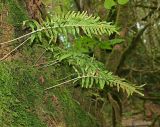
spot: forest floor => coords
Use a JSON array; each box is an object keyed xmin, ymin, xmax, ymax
[
  {"xmin": 122, "ymin": 101, "xmax": 160, "ymax": 127},
  {"xmin": 122, "ymin": 114, "xmax": 152, "ymax": 127}
]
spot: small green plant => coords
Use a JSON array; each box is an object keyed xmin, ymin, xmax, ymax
[
  {"xmin": 74, "ymin": 36, "xmax": 124, "ymax": 52},
  {"xmin": 104, "ymin": 0, "xmax": 129, "ymax": 9},
  {"xmin": 23, "ymin": 11, "xmax": 117, "ymax": 45},
  {"xmin": 1, "ymin": 11, "xmax": 143, "ymax": 96},
  {"xmin": 22, "ymin": 11, "xmax": 143, "ymax": 96},
  {"xmin": 44, "ymin": 46, "xmax": 143, "ymax": 96}
]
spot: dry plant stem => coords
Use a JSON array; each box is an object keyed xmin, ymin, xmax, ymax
[
  {"xmin": 0, "ymin": 37, "xmax": 31, "ymax": 61},
  {"xmin": 44, "ymin": 75, "xmax": 99, "ymax": 91},
  {"xmin": 34, "ymin": 50, "xmax": 46, "ymax": 65},
  {"xmin": 44, "ymin": 77, "xmax": 79, "ymax": 91},
  {"xmin": 56, "ymin": 73, "xmax": 77, "ymax": 82},
  {"xmin": 38, "ymin": 61, "xmax": 59, "ymax": 69},
  {"xmin": 0, "ymin": 28, "xmax": 45, "ymax": 45},
  {"xmin": 32, "ymin": 59, "xmax": 60, "ymax": 67}
]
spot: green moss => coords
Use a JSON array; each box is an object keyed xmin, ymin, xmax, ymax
[
  {"xmin": 0, "ymin": 61, "xmax": 99, "ymax": 127},
  {"xmin": 6, "ymin": 0, "xmax": 28, "ymax": 27},
  {"xmin": 49, "ymin": 88, "xmax": 99, "ymax": 127},
  {"xmin": 0, "ymin": 62, "xmax": 46, "ymax": 127}
]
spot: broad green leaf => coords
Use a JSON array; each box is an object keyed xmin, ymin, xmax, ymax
[
  {"xmin": 74, "ymin": 36, "xmax": 97, "ymax": 53},
  {"xmin": 99, "ymin": 39, "xmax": 124, "ymax": 50},
  {"xmin": 104, "ymin": 0, "xmax": 116, "ymax": 10},
  {"xmin": 98, "ymin": 42, "xmax": 112, "ymax": 50},
  {"xmin": 109, "ymin": 39, "xmax": 124, "ymax": 45},
  {"xmin": 118, "ymin": 0, "xmax": 129, "ymax": 5}
]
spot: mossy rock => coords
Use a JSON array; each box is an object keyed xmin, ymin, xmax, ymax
[{"xmin": 0, "ymin": 62, "xmax": 99, "ymax": 127}]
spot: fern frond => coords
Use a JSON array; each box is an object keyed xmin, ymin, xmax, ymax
[
  {"xmin": 46, "ymin": 46, "xmax": 143, "ymax": 96},
  {"xmin": 23, "ymin": 11, "xmax": 143, "ymax": 96},
  {"xmin": 50, "ymin": 11, "xmax": 117, "ymax": 36},
  {"xmin": 24, "ymin": 11, "xmax": 118, "ymax": 43}
]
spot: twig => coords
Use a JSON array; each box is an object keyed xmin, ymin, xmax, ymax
[
  {"xmin": 33, "ymin": 60, "xmax": 55, "ymax": 67},
  {"xmin": 0, "ymin": 37, "xmax": 31, "ymax": 61},
  {"xmin": 38, "ymin": 61, "xmax": 59, "ymax": 69},
  {"xmin": 44, "ymin": 75, "xmax": 99, "ymax": 91},
  {"xmin": 56, "ymin": 73, "xmax": 77, "ymax": 82},
  {"xmin": 34, "ymin": 50, "xmax": 47, "ymax": 65},
  {"xmin": 0, "ymin": 28, "xmax": 44, "ymax": 45},
  {"xmin": 44, "ymin": 77, "xmax": 79, "ymax": 90},
  {"xmin": 116, "ymin": 23, "xmax": 151, "ymax": 72}
]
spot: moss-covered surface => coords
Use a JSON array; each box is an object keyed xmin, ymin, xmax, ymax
[
  {"xmin": 0, "ymin": 0, "xmax": 29, "ymax": 59},
  {"xmin": 0, "ymin": 62, "xmax": 99, "ymax": 127},
  {"xmin": 6, "ymin": 0, "xmax": 28, "ymax": 27}
]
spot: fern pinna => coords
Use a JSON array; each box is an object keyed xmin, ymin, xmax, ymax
[
  {"xmin": 24, "ymin": 11, "xmax": 143, "ymax": 96},
  {"xmin": 24, "ymin": 11, "xmax": 118, "ymax": 44}
]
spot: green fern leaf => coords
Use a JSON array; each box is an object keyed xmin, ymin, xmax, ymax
[
  {"xmin": 25, "ymin": 11, "xmax": 118, "ymax": 44},
  {"xmin": 48, "ymin": 47, "xmax": 144, "ymax": 96}
]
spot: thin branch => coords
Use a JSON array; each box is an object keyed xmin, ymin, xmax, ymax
[
  {"xmin": 44, "ymin": 75, "xmax": 99, "ymax": 91},
  {"xmin": 34, "ymin": 50, "xmax": 47, "ymax": 65},
  {"xmin": 38, "ymin": 61, "xmax": 59, "ymax": 68},
  {"xmin": 44, "ymin": 77, "xmax": 79, "ymax": 90},
  {"xmin": 33, "ymin": 60, "xmax": 57, "ymax": 67},
  {"xmin": 0, "ymin": 37, "xmax": 31, "ymax": 61},
  {"xmin": 56, "ymin": 73, "xmax": 77, "ymax": 82},
  {"xmin": 38, "ymin": 61, "xmax": 59, "ymax": 69},
  {"xmin": 0, "ymin": 28, "xmax": 45, "ymax": 45},
  {"xmin": 116, "ymin": 23, "xmax": 151, "ymax": 72}
]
